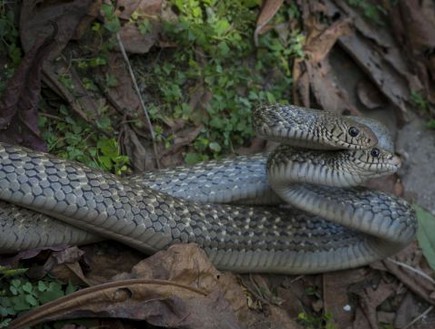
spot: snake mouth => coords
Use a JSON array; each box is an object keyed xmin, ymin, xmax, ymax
[{"xmin": 389, "ymin": 154, "xmax": 402, "ymax": 169}]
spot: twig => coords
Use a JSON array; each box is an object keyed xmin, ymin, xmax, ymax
[
  {"xmin": 116, "ymin": 33, "xmax": 161, "ymax": 169},
  {"xmin": 387, "ymin": 258, "xmax": 435, "ymax": 285},
  {"xmin": 403, "ymin": 305, "xmax": 433, "ymax": 329}
]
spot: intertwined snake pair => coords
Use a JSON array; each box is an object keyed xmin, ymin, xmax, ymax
[{"xmin": 0, "ymin": 105, "xmax": 416, "ymax": 274}]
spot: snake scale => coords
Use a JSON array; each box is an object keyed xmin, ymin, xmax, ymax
[{"xmin": 0, "ymin": 105, "xmax": 416, "ymax": 274}]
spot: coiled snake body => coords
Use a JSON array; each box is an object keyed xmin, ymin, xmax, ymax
[{"xmin": 0, "ymin": 105, "xmax": 416, "ymax": 274}]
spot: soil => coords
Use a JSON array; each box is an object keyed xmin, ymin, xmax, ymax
[{"xmin": 397, "ymin": 115, "xmax": 435, "ymax": 214}]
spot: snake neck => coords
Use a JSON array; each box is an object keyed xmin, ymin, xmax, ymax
[{"xmin": 253, "ymin": 104, "xmax": 379, "ymax": 149}]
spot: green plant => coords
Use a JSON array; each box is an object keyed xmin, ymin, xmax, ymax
[
  {"xmin": 0, "ymin": 5, "xmax": 21, "ymax": 94},
  {"xmin": 0, "ymin": 267, "xmax": 77, "ymax": 327},
  {"xmin": 100, "ymin": 2, "xmax": 121, "ymax": 33},
  {"xmin": 0, "ymin": 5, "xmax": 21, "ymax": 66},
  {"xmin": 297, "ymin": 311, "xmax": 337, "ymax": 329},
  {"xmin": 39, "ymin": 105, "xmax": 129, "ymax": 175},
  {"xmin": 410, "ymin": 90, "xmax": 429, "ymax": 112},
  {"xmin": 134, "ymin": 0, "xmax": 299, "ymax": 163},
  {"xmin": 346, "ymin": 0, "xmax": 386, "ymax": 24}
]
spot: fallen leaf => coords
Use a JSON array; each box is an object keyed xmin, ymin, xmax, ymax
[
  {"xmin": 9, "ymin": 279, "xmax": 241, "ymax": 329},
  {"xmin": 372, "ymin": 243, "xmax": 435, "ymax": 305},
  {"xmin": 120, "ymin": 124, "xmax": 156, "ymax": 172},
  {"xmin": 322, "ymin": 269, "xmax": 367, "ymax": 328},
  {"xmin": 390, "ymin": 0, "xmax": 435, "ymax": 108},
  {"xmin": 117, "ymin": 244, "xmax": 307, "ymax": 328},
  {"xmin": 304, "ymin": 18, "xmax": 353, "ymax": 63},
  {"xmin": 355, "ymin": 281, "xmax": 396, "ymax": 328},
  {"xmin": 292, "ymin": 4, "xmax": 359, "ymax": 114},
  {"xmin": 19, "ymin": 1, "xmax": 104, "ymax": 123},
  {"xmin": 7, "ymin": 244, "xmax": 305, "ymax": 329},
  {"xmin": 121, "ymin": 23, "xmax": 158, "ymax": 55},
  {"xmin": 0, "ymin": 23, "xmax": 56, "ymax": 151},
  {"xmin": 323, "ymin": 0, "xmax": 426, "ymax": 122},
  {"xmin": 415, "ymin": 205, "xmax": 435, "ymax": 271},
  {"xmin": 394, "ymin": 292, "xmax": 420, "ymax": 328},
  {"xmin": 356, "ymin": 78, "xmax": 388, "ymax": 110},
  {"xmin": 254, "ymin": 0, "xmax": 284, "ymax": 46}
]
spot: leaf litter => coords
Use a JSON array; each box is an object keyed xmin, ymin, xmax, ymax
[{"xmin": 1, "ymin": 0, "xmax": 435, "ymax": 328}]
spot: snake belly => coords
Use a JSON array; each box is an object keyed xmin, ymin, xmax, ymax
[{"xmin": 0, "ymin": 105, "xmax": 417, "ymax": 274}]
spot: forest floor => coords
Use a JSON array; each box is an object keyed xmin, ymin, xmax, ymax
[{"xmin": 1, "ymin": 1, "xmax": 435, "ymax": 329}]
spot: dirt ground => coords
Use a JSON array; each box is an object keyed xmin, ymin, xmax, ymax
[{"xmin": 397, "ymin": 116, "xmax": 435, "ymax": 215}]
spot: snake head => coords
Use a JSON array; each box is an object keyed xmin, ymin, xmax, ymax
[
  {"xmin": 253, "ymin": 105, "xmax": 379, "ymax": 150},
  {"xmin": 346, "ymin": 147, "xmax": 401, "ymax": 183}
]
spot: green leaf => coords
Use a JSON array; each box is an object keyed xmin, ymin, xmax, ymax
[
  {"xmin": 24, "ymin": 294, "xmax": 38, "ymax": 307},
  {"xmin": 416, "ymin": 205, "xmax": 435, "ymax": 270},
  {"xmin": 21, "ymin": 282, "xmax": 33, "ymax": 294},
  {"xmin": 65, "ymin": 281, "xmax": 77, "ymax": 295},
  {"xmin": 97, "ymin": 156, "xmax": 113, "ymax": 171},
  {"xmin": 426, "ymin": 120, "xmax": 435, "ymax": 129},
  {"xmin": 39, "ymin": 285, "xmax": 64, "ymax": 304},
  {"xmin": 213, "ymin": 18, "xmax": 230, "ymax": 36},
  {"xmin": 0, "ymin": 266, "xmax": 27, "ymax": 277},
  {"xmin": 209, "ymin": 141, "xmax": 221, "ymax": 152},
  {"xmin": 0, "ymin": 318, "xmax": 12, "ymax": 328},
  {"xmin": 38, "ymin": 280, "xmax": 48, "ymax": 292}
]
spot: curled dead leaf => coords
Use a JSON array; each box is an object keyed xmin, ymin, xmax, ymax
[
  {"xmin": 9, "ymin": 279, "xmax": 241, "ymax": 329},
  {"xmin": 254, "ymin": 0, "xmax": 284, "ymax": 46}
]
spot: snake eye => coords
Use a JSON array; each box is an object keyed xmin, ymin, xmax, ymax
[
  {"xmin": 348, "ymin": 126, "xmax": 359, "ymax": 137},
  {"xmin": 370, "ymin": 148, "xmax": 380, "ymax": 157}
]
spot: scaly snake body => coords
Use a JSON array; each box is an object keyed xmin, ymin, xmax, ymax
[{"xmin": 0, "ymin": 105, "xmax": 416, "ymax": 274}]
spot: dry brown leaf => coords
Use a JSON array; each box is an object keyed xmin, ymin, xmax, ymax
[
  {"xmin": 323, "ymin": 0, "xmax": 424, "ymax": 122},
  {"xmin": 390, "ymin": 0, "xmax": 435, "ymax": 108},
  {"xmin": 19, "ymin": 0, "xmax": 104, "ymax": 122},
  {"xmin": 351, "ymin": 307, "xmax": 372, "ymax": 329},
  {"xmin": 338, "ymin": 33, "xmax": 413, "ymax": 120},
  {"xmin": 19, "ymin": 0, "xmax": 99, "ymax": 56},
  {"xmin": 254, "ymin": 0, "xmax": 284, "ymax": 46},
  {"xmin": 372, "ymin": 243, "xmax": 435, "ymax": 306},
  {"xmin": 116, "ymin": 0, "xmax": 162, "ymax": 21},
  {"xmin": 116, "ymin": 0, "xmax": 164, "ymax": 54},
  {"xmin": 0, "ymin": 25, "xmax": 55, "ymax": 150},
  {"xmin": 356, "ymin": 281, "xmax": 396, "ymax": 328},
  {"xmin": 322, "ymin": 269, "xmax": 368, "ymax": 329},
  {"xmin": 0, "ymin": 0, "xmax": 91, "ymax": 150},
  {"xmin": 9, "ymin": 244, "xmax": 305, "ymax": 329},
  {"xmin": 120, "ymin": 124, "xmax": 157, "ymax": 172},
  {"xmin": 25, "ymin": 246, "xmax": 86, "ymax": 282},
  {"xmin": 118, "ymin": 23, "xmax": 160, "ymax": 54},
  {"xmin": 101, "ymin": 52, "xmax": 141, "ymax": 118},
  {"xmin": 356, "ymin": 79, "xmax": 388, "ymax": 110},
  {"xmin": 113, "ymin": 244, "xmax": 248, "ymax": 312},
  {"xmin": 394, "ymin": 292, "xmax": 420, "ymax": 328},
  {"xmin": 304, "ymin": 18, "xmax": 352, "ymax": 63},
  {"xmin": 9, "ymin": 279, "xmax": 240, "ymax": 329},
  {"xmin": 292, "ymin": 3, "xmax": 359, "ymax": 114},
  {"xmin": 112, "ymin": 244, "xmax": 304, "ymax": 328}
]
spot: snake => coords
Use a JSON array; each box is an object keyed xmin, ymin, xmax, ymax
[{"xmin": 0, "ymin": 105, "xmax": 416, "ymax": 274}]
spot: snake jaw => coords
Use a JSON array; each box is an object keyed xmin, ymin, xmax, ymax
[{"xmin": 345, "ymin": 148, "xmax": 402, "ymax": 183}]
